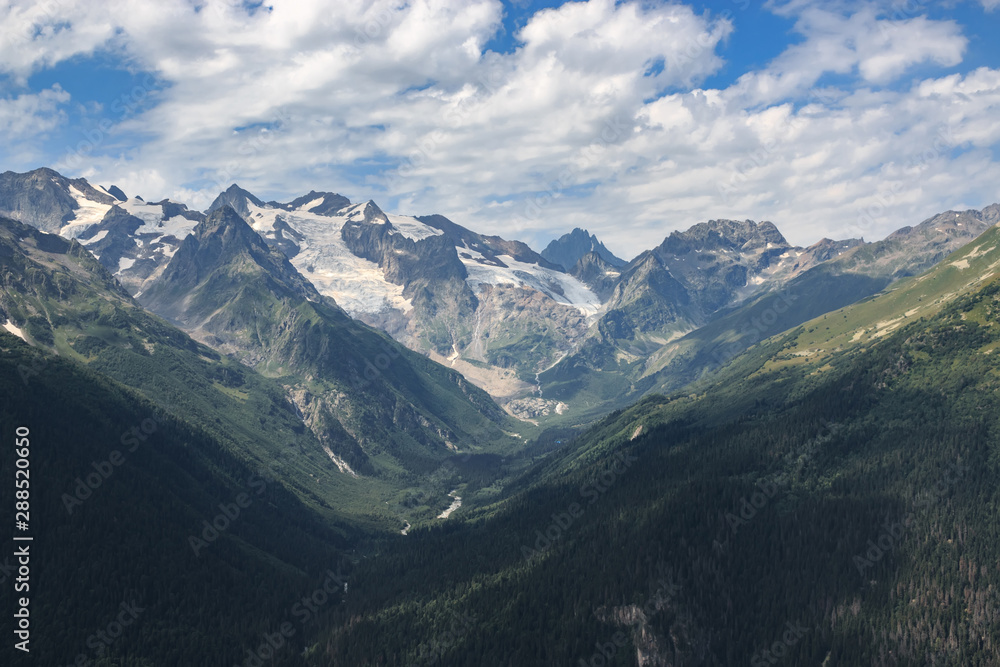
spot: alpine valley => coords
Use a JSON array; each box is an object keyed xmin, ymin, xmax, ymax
[{"xmin": 2, "ymin": 165, "xmax": 1000, "ymax": 666}]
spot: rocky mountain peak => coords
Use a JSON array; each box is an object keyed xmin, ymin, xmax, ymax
[
  {"xmin": 207, "ymin": 183, "xmax": 265, "ymax": 218},
  {"xmin": 0, "ymin": 167, "xmax": 116, "ymax": 232},
  {"xmin": 541, "ymin": 227, "xmax": 625, "ymax": 271},
  {"xmin": 140, "ymin": 204, "xmax": 322, "ymax": 326},
  {"xmin": 353, "ymin": 200, "xmax": 390, "ymax": 226},
  {"xmin": 802, "ymin": 237, "xmax": 866, "ymax": 264},
  {"xmin": 570, "ymin": 250, "xmax": 623, "ymax": 301},
  {"xmin": 271, "ymin": 190, "xmax": 352, "ymax": 216},
  {"xmin": 105, "ymin": 184, "xmax": 128, "ymax": 202},
  {"xmin": 193, "ymin": 204, "xmax": 253, "ymax": 238},
  {"xmin": 195, "ymin": 204, "xmax": 266, "ymax": 245},
  {"xmin": 660, "ymin": 219, "xmax": 788, "ymax": 255}
]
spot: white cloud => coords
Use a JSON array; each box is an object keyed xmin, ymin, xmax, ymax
[
  {"xmin": 38, "ymin": 0, "xmax": 731, "ymax": 219},
  {"xmin": 616, "ymin": 66, "xmax": 1000, "ymax": 248},
  {"xmin": 0, "ymin": 1, "xmax": 121, "ymax": 82},
  {"xmin": 0, "ymin": 0, "xmax": 997, "ymax": 260},
  {"xmin": 0, "ymin": 86, "xmax": 68, "ymax": 136},
  {"xmin": 725, "ymin": 7, "xmax": 967, "ymax": 106}
]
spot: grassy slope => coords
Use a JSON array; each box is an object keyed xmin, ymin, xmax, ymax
[{"xmin": 757, "ymin": 222, "xmax": 1000, "ymax": 375}]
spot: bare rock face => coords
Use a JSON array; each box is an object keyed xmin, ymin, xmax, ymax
[
  {"xmin": 837, "ymin": 207, "xmax": 996, "ymax": 279},
  {"xmin": 571, "ymin": 250, "xmax": 623, "ymax": 301},
  {"xmin": 6, "ymin": 167, "xmax": 998, "ymax": 423},
  {"xmin": 137, "ymin": 205, "xmax": 515, "ymax": 478},
  {"xmin": 542, "ymin": 227, "xmax": 626, "ymax": 271},
  {"xmin": 0, "ymin": 167, "xmax": 116, "ymax": 232},
  {"xmin": 268, "ymin": 190, "xmax": 351, "ymax": 216},
  {"xmin": 462, "ymin": 284, "xmax": 589, "ymax": 370},
  {"xmin": 591, "ymin": 219, "xmax": 797, "ymax": 351},
  {"xmin": 592, "ymin": 571, "xmax": 711, "ymax": 667},
  {"xmin": 545, "ymin": 208, "xmax": 1000, "ymax": 409},
  {"xmin": 74, "ymin": 201, "xmax": 207, "ymax": 294},
  {"xmin": 207, "ymin": 183, "xmax": 264, "ymax": 219}
]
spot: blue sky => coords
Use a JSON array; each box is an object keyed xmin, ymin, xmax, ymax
[{"xmin": 1, "ymin": 0, "xmax": 999, "ymax": 256}]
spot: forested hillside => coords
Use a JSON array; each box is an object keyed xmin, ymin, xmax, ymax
[
  {"xmin": 0, "ymin": 335, "xmax": 354, "ymax": 665},
  {"xmin": 315, "ymin": 271, "xmax": 1000, "ymax": 666}
]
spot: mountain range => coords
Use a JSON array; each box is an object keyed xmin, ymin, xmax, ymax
[
  {"xmin": 2, "ymin": 164, "xmax": 999, "ymax": 664},
  {"xmin": 320, "ymin": 218, "xmax": 1000, "ymax": 664},
  {"xmin": 2, "ymin": 167, "xmax": 992, "ymax": 426}
]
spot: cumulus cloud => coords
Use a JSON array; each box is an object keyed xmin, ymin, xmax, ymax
[
  {"xmin": 614, "ymin": 66, "xmax": 1000, "ymax": 249},
  {"xmin": 725, "ymin": 7, "xmax": 967, "ymax": 104},
  {"xmin": 27, "ymin": 0, "xmax": 732, "ymax": 216},
  {"xmin": 0, "ymin": 0, "xmax": 997, "ymax": 258},
  {"xmin": 0, "ymin": 86, "xmax": 69, "ymax": 135}
]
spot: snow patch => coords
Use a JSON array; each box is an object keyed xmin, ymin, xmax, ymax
[
  {"xmin": 2, "ymin": 321, "xmax": 27, "ymax": 342},
  {"xmin": 81, "ymin": 230, "xmax": 108, "ymax": 245},
  {"xmin": 59, "ymin": 186, "xmax": 113, "ymax": 238},
  {"xmin": 385, "ymin": 214, "xmax": 444, "ymax": 242},
  {"xmin": 117, "ymin": 257, "xmax": 136, "ymax": 274},
  {"xmin": 122, "ymin": 199, "xmax": 198, "ymax": 241},
  {"xmin": 299, "ymin": 196, "xmax": 326, "ymax": 212},
  {"xmin": 460, "ymin": 250, "xmax": 601, "ymax": 315},
  {"xmin": 247, "ymin": 202, "xmax": 412, "ymax": 314}
]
